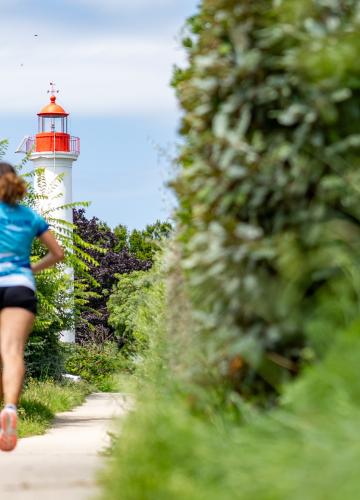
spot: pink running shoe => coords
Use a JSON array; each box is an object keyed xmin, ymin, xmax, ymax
[{"xmin": 0, "ymin": 408, "xmax": 17, "ymax": 452}]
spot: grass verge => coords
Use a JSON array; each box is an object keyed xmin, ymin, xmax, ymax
[
  {"xmin": 100, "ymin": 319, "xmax": 360, "ymax": 500},
  {"xmin": 18, "ymin": 378, "xmax": 92, "ymax": 438}
]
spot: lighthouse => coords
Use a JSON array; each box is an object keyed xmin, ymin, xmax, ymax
[
  {"xmin": 24, "ymin": 84, "xmax": 80, "ymax": 343},
  {"xmin": 27, "ymin": 83, "xmax": 80, "ymax": 226}
]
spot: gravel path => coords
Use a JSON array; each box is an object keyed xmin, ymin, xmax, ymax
[{"xmin": 0, "ymin": 392, "xmax": 131, "ymax": 500}]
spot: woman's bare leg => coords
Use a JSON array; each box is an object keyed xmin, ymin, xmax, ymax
[{"xmin": 0, "ymin": 308, "xmax": 34, "ymax": 405}]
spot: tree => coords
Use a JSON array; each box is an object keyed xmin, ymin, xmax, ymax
[
  {"xmin": 113, "ymin": 224, "xmax": 128, "ymax": 253},
  {"xmin": 171, "ymin": 0, "xmax": 360, "ymax": 400},
  {"xmin": 108, "ymin": 270, "xmax": 155, "ymax": 355},
  {"xmin": 74, "ymin": 209, "xmax": 152, "ymax": 345},
  {"xmin": 114, "ymin": 220, "xmax": 173, "ymax": 261}
]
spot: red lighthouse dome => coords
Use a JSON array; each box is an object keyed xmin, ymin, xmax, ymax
[{"xmin": 38, "ymin": 95, "xmax": 69, "ymax": 117}]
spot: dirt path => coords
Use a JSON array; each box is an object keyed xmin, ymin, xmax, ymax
[{"xmin": 0, "ymin": 392, "xmax": 131, "ymax": 500}]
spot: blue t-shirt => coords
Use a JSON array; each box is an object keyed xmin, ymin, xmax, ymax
[{"xmin": 0, "ymin": 201, "xmax": 49, "ymax": 290}]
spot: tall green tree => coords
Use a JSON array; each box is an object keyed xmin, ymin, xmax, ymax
[
  {"xmin": 113, "ymin": 224, "xmax": 128, "ymax": 253},
  {"xmin": 114, "ymin": 220, "xmax": 173, "ymax": 261},
  {"xmin": 172, "ymin": 0, "xmax": 360, "ymax": 399}
]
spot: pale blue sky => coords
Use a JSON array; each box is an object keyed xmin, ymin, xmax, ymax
[{"xmin": 0, "ymin": 0, "xmax": 198, "ymax": 229}]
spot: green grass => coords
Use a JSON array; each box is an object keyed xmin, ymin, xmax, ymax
[
  {"xmin": 18, "ymin": 378, "xmax": 91, "ymax": 437},
  {"xmin": 101, "ymin": 321, "xmax": 360, "ymax": 500}
]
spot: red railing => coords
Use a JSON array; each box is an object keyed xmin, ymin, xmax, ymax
[{"xmin": 25, "ymin": 135, "xmax": 80, "ymax": 155}]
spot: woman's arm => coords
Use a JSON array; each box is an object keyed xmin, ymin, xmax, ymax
[{"xmin": 31, "ymin": 230, "xmax": 65, "ymax": 274}]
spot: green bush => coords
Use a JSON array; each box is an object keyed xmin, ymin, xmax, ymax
[
  {"xmin": 64, "ymin": 342, "xmax": 126, "ymax": 391},
  {"xmin": 25, "ymin": 266, "xmax": 73, "ymax": 380},
  {"xmin": 101, "ymin": 309, "xmax": 360, "ymax": 499},
  {"xmin": 114, "ymin": 220, "xmax": 173, "ymax": 261},
  {"xmin": 126, "ymin": 221, "xmax": 173, "ymax": 261},
  {"xmin": 108, "ymin": 268, "xmax": 163, "ymax": 355},
  {"xmin": 171, "ymin": 0, "xmax": 360, "ymax": 399}
]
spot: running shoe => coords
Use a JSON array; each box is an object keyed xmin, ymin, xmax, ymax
[{"xmin": 0, "ymin": 408, "xmax": 17, "ymax": 452}]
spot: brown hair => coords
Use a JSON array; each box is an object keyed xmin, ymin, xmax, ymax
[{"xmin": 0, "ymin": 162, "xmax": 27, "ymax": 205}]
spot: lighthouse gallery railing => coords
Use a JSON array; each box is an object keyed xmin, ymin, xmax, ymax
[{"xmin": 25, "ymin": 136, "xmax": 80, "ymax": 156}]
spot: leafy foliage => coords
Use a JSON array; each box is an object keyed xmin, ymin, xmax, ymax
[
  {"xmin": 171, "ymin": 0, "xmax": 360, "ymax": 399},
  {"xmin": 108, "ymin": 267, "xmax": 163, "ymax": 355},
  {"xmin": 64, "ymin": 342, "xmax": 126, "ymax": 391},
  {"xmin": 101, "ymin": 319, "xmax": 360, "ymax": 500},
  {"xmin": 74, "ymin": 209, "xmax": 152, "ymax": 344},
  {"xmin": 25, "ymin": 267, "xmax": 72, "ymax": 379},
  {"xmin": 114, "ymin": 220, "xmax": 173, "ymax": 261},
  {"xmin": 0, "ymin": 139, "xmax": 7, "ymax": 158}
]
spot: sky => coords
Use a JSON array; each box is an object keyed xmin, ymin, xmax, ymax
[{"xmin": 0, "ymin": 0, "xmax": 198, "ymax": 229}]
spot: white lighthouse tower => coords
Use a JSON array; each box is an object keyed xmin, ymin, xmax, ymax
[{"xmin": 26, "ymin": 84, "xmax": 80, "ymax": 343}]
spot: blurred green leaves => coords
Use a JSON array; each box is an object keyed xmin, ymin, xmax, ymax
[{"xmin": 171, "ymin": 0, "xmax": 360, "ymax": 400}]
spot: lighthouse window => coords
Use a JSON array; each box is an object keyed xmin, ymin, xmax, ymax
[
  {"xmin": 38, "ymin": 117, "xmax": 46, "ymax": 133},
  {"xmin": 61, "ymin": 117, "xmax": 68, "ymax": 134},
  {"xmin": 38, "ymin": 116, "xmax": 68, "ymax": 133}
]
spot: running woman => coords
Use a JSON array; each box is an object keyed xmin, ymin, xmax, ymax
[{"xmin": 0, "ymin": 162, "xmax": 64, "ymax": 452}]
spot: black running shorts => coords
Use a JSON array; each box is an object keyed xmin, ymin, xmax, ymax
[{"xmin": 0, "ymin": 286, "xmax": 37, "ymax": 315}]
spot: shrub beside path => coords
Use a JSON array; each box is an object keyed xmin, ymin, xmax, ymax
[{"xmin": 0, "ymin": 392, "xmax": 131, "ymax": 500}]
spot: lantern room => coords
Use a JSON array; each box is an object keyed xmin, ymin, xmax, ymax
[
  {"xmin": 35, "ymin": 94, "xmax": 70, "ymax": 153},
  {"xmin": 38, "ymin": 95, "xmax": 69, "ymax": 134},
  {"xmin": 20, "ymin": 84, "xmax": 80, "ymax": 157},
  {"xmin": 29, "ymin": 85, "xmax": 79, "ymax": 156}
]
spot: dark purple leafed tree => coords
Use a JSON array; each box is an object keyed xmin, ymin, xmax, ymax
[{"xmin": 73, "ymin": 209, "xmax": 151, "ymax": 345}]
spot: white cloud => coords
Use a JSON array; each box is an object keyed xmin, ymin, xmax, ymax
[{"xmin": 0, "ymin": 22, "xmax": 185, "ymax": 116}]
